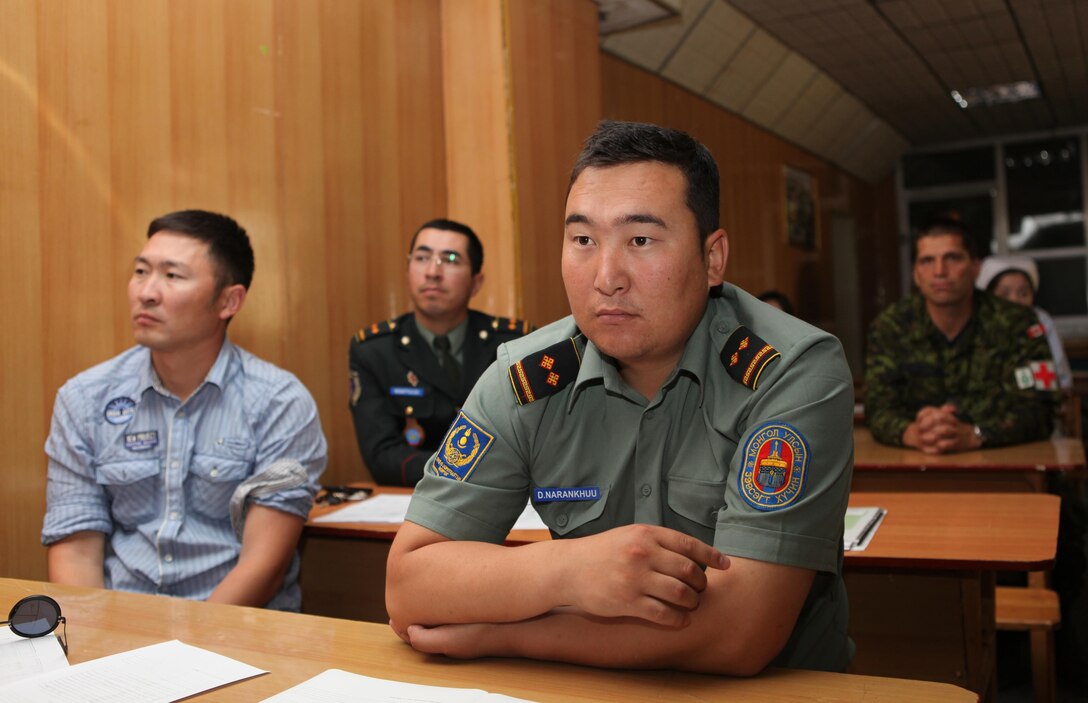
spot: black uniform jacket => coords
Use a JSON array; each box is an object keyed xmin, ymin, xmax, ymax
[{"xmin": 349, "ymin": 310, "xmax": 531, "ymax": 485}]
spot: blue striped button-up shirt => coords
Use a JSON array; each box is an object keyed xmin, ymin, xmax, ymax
[{"xmin": 42, "ymin": 340, "xmax": 327, "ymax": 610}]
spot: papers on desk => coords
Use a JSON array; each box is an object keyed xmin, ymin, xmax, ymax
[
  {"xmin": 313, "ymin": 493, "xmax": 414, "ymax": 523},
  {"xmin": 0, "ymin": 628, "xmax": 69, "ymax": 683},
  {"xmin": 313, "ymin": 494, "xmax": 549, "ymax": 531},
  {"xmin": 0, "ymin": 639, "xmax": 266, "ymax": 702},
  {"xmin": 843, "ymin": 506, "xmax": 886, "ymax": 551},
  {"xmin": 262, "ymin": 668, "xmax": 535, "ymax": 702}
]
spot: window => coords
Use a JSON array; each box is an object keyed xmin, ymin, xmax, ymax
[{"xmin": 898, "ymin": 131, "xmax": 1088, "ymax": 338}]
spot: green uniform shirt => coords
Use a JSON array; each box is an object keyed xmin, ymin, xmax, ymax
[
  {"xmin": 408, "ymin": 284, "xmax": 855, "ymax": 672},
  {"xmin": 864, "ymin": 291, "xmax": 1059, "ymax": 446}
]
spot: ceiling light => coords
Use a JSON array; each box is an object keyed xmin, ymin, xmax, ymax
[{"xmin": 949, "ymin": 81, "xmax": 1041, "ymax": 109}]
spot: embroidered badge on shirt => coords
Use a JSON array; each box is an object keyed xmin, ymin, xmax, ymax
[
  {"xmin": 508, "ymin": 337, "xmax": 582, "ymax": 405},
  {"xmin": 407, "ymin": 371, "xmax": 419, "ymax": 387},
  {"xmin": 124, "ymin": 430, "xmax": 159, "ymax": 452},
  {"xmin": 532, "ymin": 486, "xmax": 601, "ymax": 503},
  {"xmin": 1027, "ymin": 323, "xmax": 1045, "ymax": 339},
  {"xmin": 1015, "ymin": 366, "xmax": 1035, "ymax": 390},
  {"xmin": 390, "ymin": 386, "xmax": 426, "ymax": 397},
  {"xmin": 1031, "ymin": 361, "xmax": 1058, "ymax": 390},
  {"xmin": 721, "ymin": 327, "xmax": 780, "ymax": 391},
  {"xmin": 432, "ymin": 411, "xmax": 494, "ymax": 481},
  {"xmin": 104, "ymin": 397, "xmax": 136, "ymax": 425},
  {"xmin": 349, "ymin": 371, "xmax": 362, "ymax": 407},
  {"xmin": 738, "ymin": 421, "xmax": 808, "ymax": 511},
  {"xmin": 404, "ymin": 416, "xmax": 425, "ymax": 447}
]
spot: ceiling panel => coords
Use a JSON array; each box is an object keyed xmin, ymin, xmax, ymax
[{"xmin": 598, "ymin": 0, "xmax": 1088, "ymax": 183}]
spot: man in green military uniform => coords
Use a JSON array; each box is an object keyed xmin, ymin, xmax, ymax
[
  {"xmin": 865, "ymin": 218, "xmax": 1059, "ymax": 452},
  {"xmin": 349, "ymin": 219, "xmax": 530, "ymax": 486},
  {"xmin": 386, "ymin": 122, "xmax": 855, "ymax": 675}
]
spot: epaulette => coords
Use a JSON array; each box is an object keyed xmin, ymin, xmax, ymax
[
  {"xmin": 355, "ymin": 319, "xmax": 398, "ymax": 343},
  {"xmin": 720, "ymin": 326, "xmax": 780, "ymax": 391},
  {"xmin": 508, "ymin": 337, "xmax": 581, "ymax": 405},
  {"xmin": 489, "ymin": 316, "xmax": 534, "ymax": 335}
]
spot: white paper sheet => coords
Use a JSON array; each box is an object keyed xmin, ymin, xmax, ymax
[
  {"xmin": 314, "ymin": 494, "xmax": 548, "ymax": 531},
  {"xmin": 0, "ymin": 639, "xmax": 266, "ymax": 702},
  {"xmin": 843, "ymin": 506, "xmax": 887, "ymax": 551},
  {"xmin": 261, "ymin": 668, "xmax": 534, "ymax": 703},
  {"xmin": 0, "ymin": 629, "xmax": 69, "ymax": 683}
]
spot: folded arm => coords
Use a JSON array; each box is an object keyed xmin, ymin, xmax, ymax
[{"xmin": 387, "ymin": 521, "xmax": 813, "ymax": 674}]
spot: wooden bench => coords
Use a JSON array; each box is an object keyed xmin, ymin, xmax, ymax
[{"xmin": 995, "ymin": 586, "xmax": 1061, "ymax": 703}]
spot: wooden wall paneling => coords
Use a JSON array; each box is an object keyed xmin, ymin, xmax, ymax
[
  {"xmin": 106, "ymin": 0, "xmax": 172, "ymax": 349},
  {"xmin": 358, "ymin": 0, "xmax": 404, "ymax": 324},
  {"xmin": 167, "ymin": 1, "xmax": 230, "ymax": 213},
  {"xmin": 37, "ymin": 1, "xmax": 116, "ymax": 397},
  {"xmin": 394, "ymin": 0, "xmax": 447, "ymax": 253},
  {"xmin": 317, "ymin": 0, "xmax": 371, "ymax": 483},
  {"xmin": 272, "ymin": 1, "xmax": 335, "ymax": 479},
  {"xmin": 0, "ymin": 0, "xmax": 46, "ymax": 580},
  {"xmin": 222, "ymin": 0, "xmax": 282, "ymax": 363},
  {"xmin": 507, "ymin": 0, "xmax": 602, "ymax": 328},
  {"xmin": 441, "ymin": 0, "xmax": 519, "ymax": 318}
]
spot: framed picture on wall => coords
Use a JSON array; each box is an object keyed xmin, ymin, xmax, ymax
[{"xmin": 784, "ymin": 166, "xmax": 819, "ymax": 251}]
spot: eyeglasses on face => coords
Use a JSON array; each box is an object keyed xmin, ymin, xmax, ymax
[
  {"xmin": 407, "ymin": 249, "xmax": 467, "ymax": 268},
  {"xmin": 2, "ymin": 594, "xmax": 68, "ymax": 656}
]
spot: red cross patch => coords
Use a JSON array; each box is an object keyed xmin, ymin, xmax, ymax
[
  {"xmin": 540, "ymin": 355, "xmax": 555, "ymax": 370},
  {"xmin": 1031, "ymin": 361, "xmax": 1058, "ymax": 390}
]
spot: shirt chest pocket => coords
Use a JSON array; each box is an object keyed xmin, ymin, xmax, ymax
[
  {"xmin": 187, "ymin": 454, "xmax": 252, "ymax": 520},
  {"xmin": 666, "ymin": 476, "xmax": 724, "ymax": 543},
  {"xmin": 531, "ymin": 487, "xmax": 610, "ymax": 538},
  {"xmin": 95, "ymin": 459, "xmax": 161, "ymax": 528}
]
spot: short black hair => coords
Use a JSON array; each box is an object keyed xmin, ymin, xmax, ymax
[
  {"xmin": 409, "ymin": 219, "xmax": 484, "ymax": 275},
  {"xmin": 568, "ymin": 120, "xmax": 720, "ymax": 243},
  {"xmin": 147, "ymin": 210, "xmax": 255, "ymax": 290},
  {"xmin": 912, "ymin": 217, "xmax": 979, "ymax": 262}
]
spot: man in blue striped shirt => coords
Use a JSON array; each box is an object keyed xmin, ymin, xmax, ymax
[{"xmin": 42, "ymin": 210, "xmax": 327, "ymax": 610}]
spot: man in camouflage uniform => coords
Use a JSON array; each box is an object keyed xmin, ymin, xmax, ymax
[
  {"xmin": 349, "ymin": 219, "xmax": 530, "ymax": 485},
  {"xmin": 865, "ymin": 218, "xmax": 1059, "ymax": 452}
]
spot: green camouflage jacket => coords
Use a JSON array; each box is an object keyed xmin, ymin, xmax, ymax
[{"xmin": 864, "ymin": 291, "xmax": 1059, "ymax": 446}]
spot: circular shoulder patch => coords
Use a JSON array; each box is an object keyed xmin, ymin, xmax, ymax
[{"xmin": 738, "ymin": 421, "xmax": 808, "ymax": 511}]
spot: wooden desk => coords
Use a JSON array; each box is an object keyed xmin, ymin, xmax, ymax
[
  {"xmin": 303, "ymin": 490, "xmax": 1058, "ymax": 701},
  {"xmin": 844, "ymin": 492, "xmax": 1059, "ymax": 700},
  {"xmin": 0, "ymin": 578, "xmax": 975, "ymax": 702},
  {"xmin": 852, "ymin": 426, "xmax": 1086, "ymax": 492}
]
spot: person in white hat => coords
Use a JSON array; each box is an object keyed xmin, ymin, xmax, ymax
[{"xmin": 977, "ymin": 255, "xmax": 1072, "ymax": 390}]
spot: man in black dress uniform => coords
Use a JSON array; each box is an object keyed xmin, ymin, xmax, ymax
[{"xmin": 349, "ymin": 219, "xmax": 531, "ymax": 485}]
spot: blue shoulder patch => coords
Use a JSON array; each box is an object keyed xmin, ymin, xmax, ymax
[
  {"xmin": 738, "ymin": 421, "xmax": 808, "ymax": 511},
  {"xmin": 432, "ymin": 411, "xmax": 494, "ymax": 481}
]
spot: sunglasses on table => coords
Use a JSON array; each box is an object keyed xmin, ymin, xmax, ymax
[
  {"xmin": 2, "ymin": 594, "xmax": 68, "ymax": 656},
  {"xmin": 316, "ymin": 485, "xmax": 373, "ymax": 505}
]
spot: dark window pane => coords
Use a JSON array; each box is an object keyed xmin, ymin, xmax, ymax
[
  {"xmin": 908, "ymin": 195, "xmax": 995, "ymax": 257},
  {"xmin": 1036, "ymin": 257, "xmax": 1087, "ymax": 316},
  {"xmin": 1006, "ymin": 138, "xmax": 1085, "ymax": 251},
  {"xmin": 902, "ymin": 146, "xmax": 995, "ymax": 188}
]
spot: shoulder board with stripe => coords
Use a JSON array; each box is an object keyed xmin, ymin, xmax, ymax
[
  {"xmin": 490, "ymin": 316, "xmax": 534, "ymax": 335},
  {"xmin": 508, "ymin": 337, "xmax": 581, "ymax": 405},
  {"xmin": 355, "ymin": 319, "xmax": 398, "ymax": 343},
  {"xmin": 720, "ymin": 326, "xmax": 780, "ymax": 391}
]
